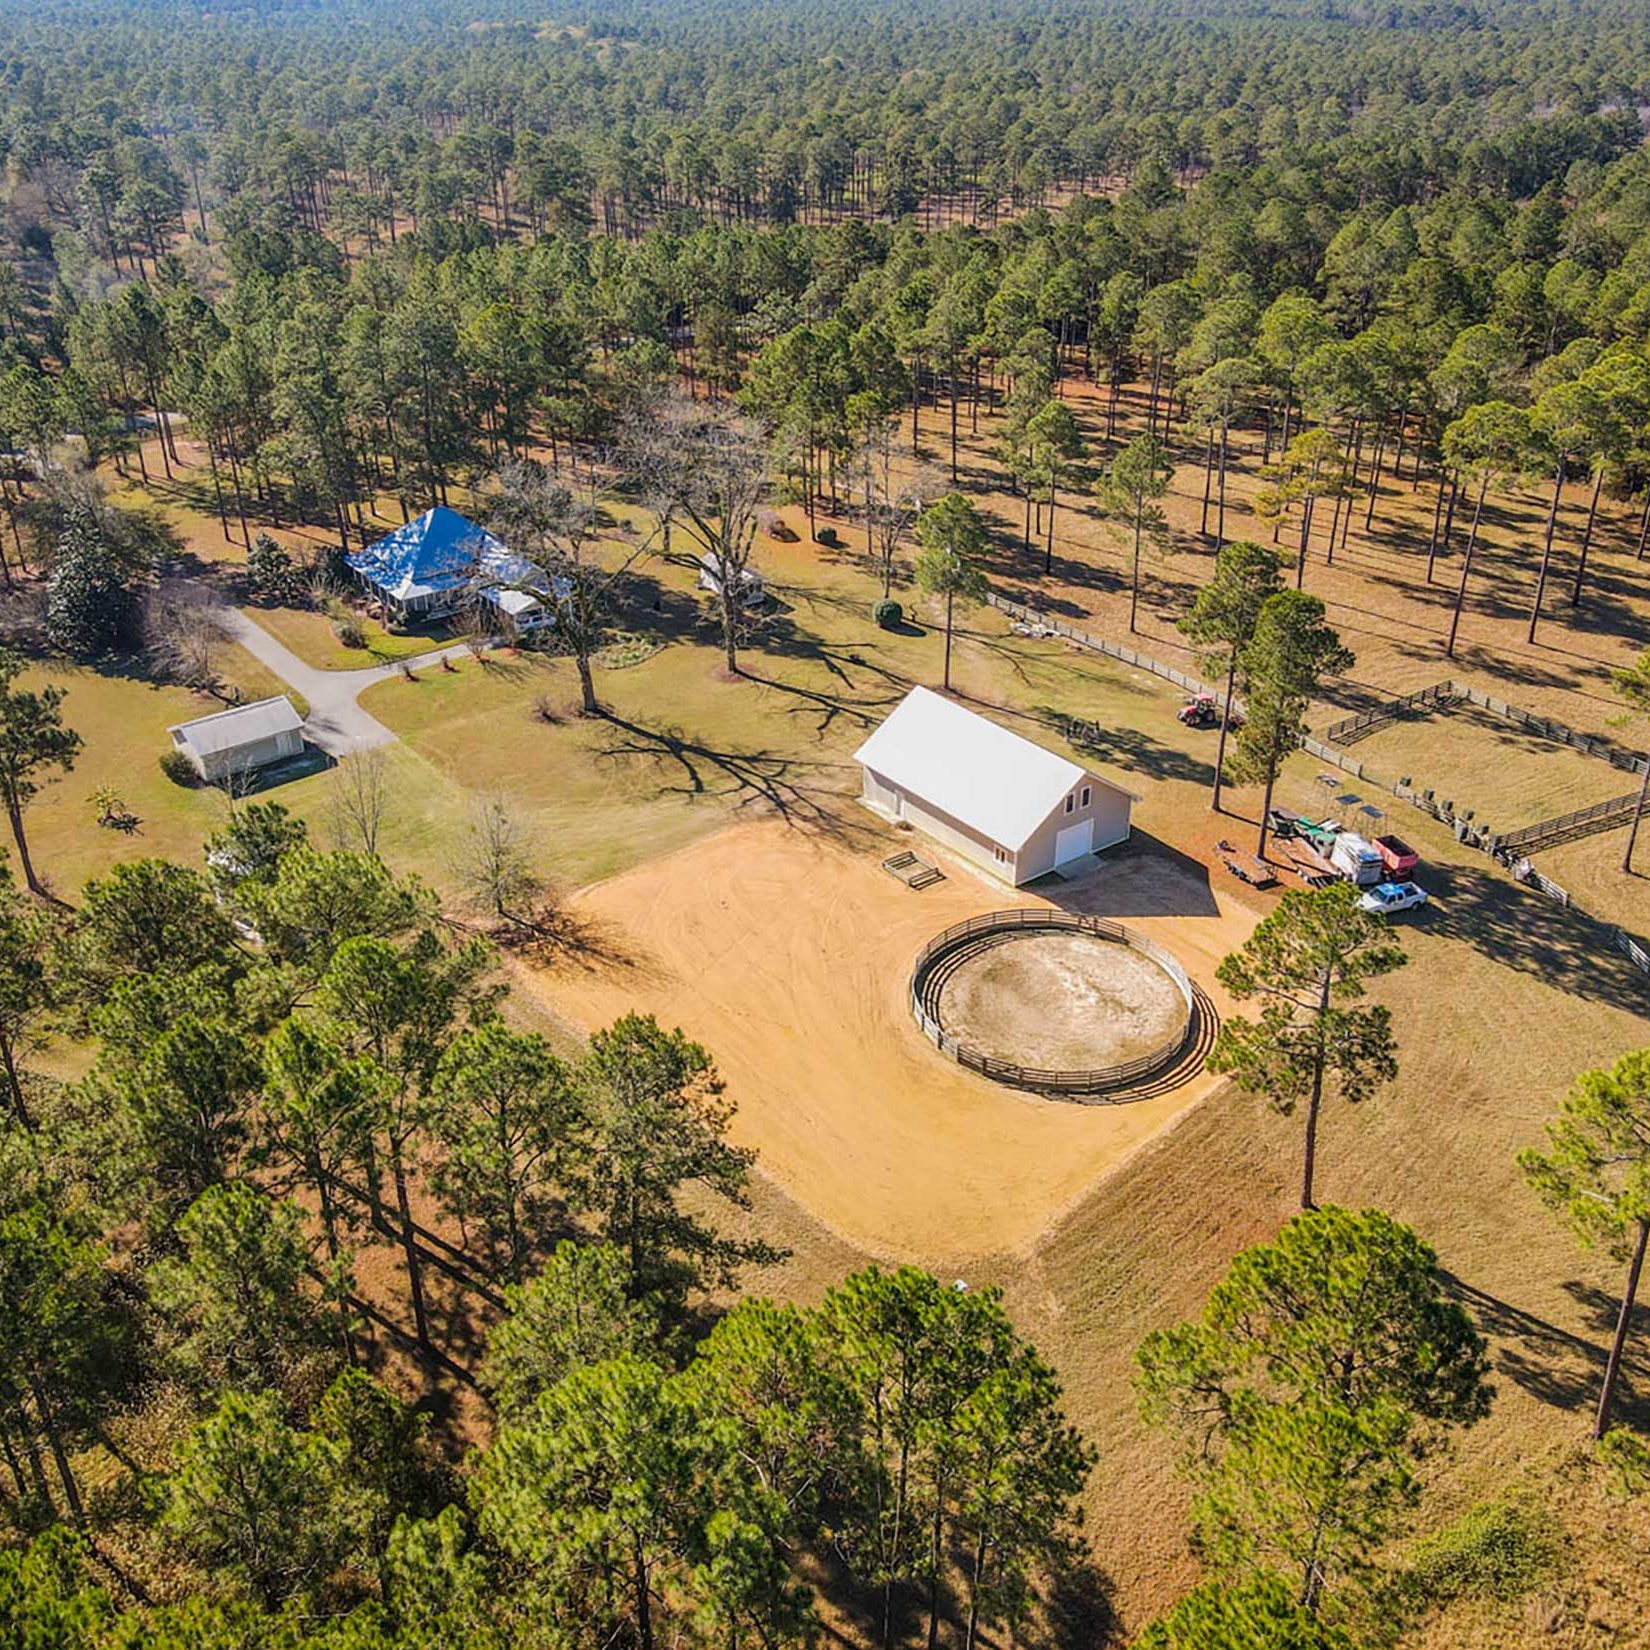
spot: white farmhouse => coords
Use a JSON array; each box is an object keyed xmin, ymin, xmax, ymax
[
  {"xmin": 168, "ymin": 695, "xmax": 305, "ymax": 783},
  {"xmin": 854, "ymin": 687, "xmax": 1135, "ymax": 885}
]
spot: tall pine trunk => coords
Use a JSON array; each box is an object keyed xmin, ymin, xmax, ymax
[
  {"xmin": 1528, "ymin": 456, "xmax": 1566, "ymax": 644},
  {"xmin": 1595, "ymin": 1217, "xmax": 1650, "ymax": 1440},
  {"xmin": 1445, "ymin": 477, "xmax": 1488, "ymax": 660}
]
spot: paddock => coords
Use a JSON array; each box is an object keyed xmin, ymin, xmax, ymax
[{"xmin": 525, "ymin": 817, "xmax": 1254, "ymax": 1261}]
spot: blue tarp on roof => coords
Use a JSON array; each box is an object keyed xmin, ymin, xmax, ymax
[{"xmin": 346, "ymin": 506, "xmax": 534, "ymax": 604}]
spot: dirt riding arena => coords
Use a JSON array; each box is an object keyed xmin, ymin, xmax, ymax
[
  {"xmin": 936, "ymin": 930, "xmax": 1189, "ymax": 1071},
  {"xmin": 524, "ymin": 817, "xmax": 1257, "ymax": 1262}
]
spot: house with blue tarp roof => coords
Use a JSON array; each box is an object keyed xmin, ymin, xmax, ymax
[{"xmin": 345, "ymin": 506, "xmax": 554, "ymax": 629}]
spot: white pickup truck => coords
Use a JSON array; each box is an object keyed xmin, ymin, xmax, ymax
[{"xmin": 1359, "ymin": 881, "xmax": 1429, "ymax": 916}]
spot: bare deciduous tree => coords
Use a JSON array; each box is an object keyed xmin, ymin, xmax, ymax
[
  {"xmin": 854, "ymin": 413, "xmax": 937, "ymax": 598},
  {"xmin": 456, "ymin": 792, "xmax": 552, "ymax": 934},
  {"xmin": 327, "ymin": 746, "xmax": 388, "ymax": 855},
  {"xmin": 488, "ymin": 456, "xmax": 656, "ymax": 714},
  {"xmin": 146, "ymin": 582, "xmax": 233, "ymax": 697},
  {"xmin": 629, "ymin": 394, "xmax": 768, "ymax": 675}
]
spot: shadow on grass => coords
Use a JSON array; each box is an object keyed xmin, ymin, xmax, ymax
[
  {"xmin": 1443, "ymin": 1270, "xmax": 1650, "ymax": 1430},
  {"xmin": 215, "ymin": 743, "xmax": 336, "ymax": 794},
  {"xmin": 1418, "ymin": 859, "xmax": 1650, "ymax": 1015},
  {"xmin": 1027, "ymin": 702, "xmax": 1217, "ymax": 788},
  {"xmin": 591, "ymin": 708, "xmax": 860, "ymax": 834}
]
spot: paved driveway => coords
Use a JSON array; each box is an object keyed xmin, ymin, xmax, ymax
[{"xmin": 222, "ymin": 608, "xmax": 476, "ymax": 758}]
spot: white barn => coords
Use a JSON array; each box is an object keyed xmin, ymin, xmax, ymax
[
  {"xmin": 169, "ymin": 695, "xmax": 305, "ymax": 783},
  {"xmin": 854, "ymin": 687, "xmax": 1135, "ymax": 885}
]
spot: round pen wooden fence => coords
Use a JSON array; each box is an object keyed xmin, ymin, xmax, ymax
[{"xmin": 910, "ymin": 909, "xmax": 1196, "ymax": 1098}]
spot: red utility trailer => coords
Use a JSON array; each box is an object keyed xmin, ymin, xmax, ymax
[{"xmin": 1374, "ymin": 834, "xmax": 1419, "ymax": 876}]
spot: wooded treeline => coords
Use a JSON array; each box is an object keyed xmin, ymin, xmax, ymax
[
  {"xmin": 0, "ymin": 805, "xmax": 1101, "ymax": 1649},
  {"xmin": 1, "ymin": 0, "xmax": 1646, "ymax": 252}
]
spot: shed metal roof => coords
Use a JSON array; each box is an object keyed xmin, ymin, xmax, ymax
[
  {"xmin": 853, "ymin": 686, "xmax": 1135, "ymax": 850},
  {"xmin": 169, "ymin": 695, "xmax": 303, "ymax": 758}
]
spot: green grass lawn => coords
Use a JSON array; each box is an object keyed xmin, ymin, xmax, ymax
[
  {"xmin": 252, "ymin": 603, "xmax": 449, "ymax": 671},
  {"xmin": 357, "ymin": 530, "xmax": 1221, "ymax": 892},
  {"xmin": 8, "ymin": 651, "xmax": 282, "ymax": 897}
]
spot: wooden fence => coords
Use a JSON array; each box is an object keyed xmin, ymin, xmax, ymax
[
  {"xmin": 1322, "ymin": 675, "xmax": 1650, "ymax": 776},
  {"xmin": 1494, "ymin": 790, "xmax": 1647, "ymax": 856},
  {"xmin": 985, "ymin": 590, "xmax": 1650, "ymax": 991},
  {"xmin": 1324, "ymin": 680, "xmax": 1462, "ymax": 746},
  {"xmin": 1512, "ymin": 864, "xmax": 1650, "ymax": 978},
  {"xmin": 987, "ymin": 594, "xmax": 1233, "ymax": 708},
  {"xmin": 910, "ymin": 908, "xmax": 1196, "ymax": 1098}
]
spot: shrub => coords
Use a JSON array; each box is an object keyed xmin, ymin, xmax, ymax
[
  {"xmin": 333, "ymin": 617, "xmax": 366, "ymax": 649},
  {"xmin": 246, "ymin": 533, "xmax": 304, "ymax": 605},
  {"xmin": 815, "ymin": 524, "xmax": 841, "ymax": 546},
  {"xmin": 1597, "ymin": 1426, "xmax": 1650, "ymax": 1497},
  {"xmin": 873, "ymin": 598, "xmax": 903, "ymax": 629},
  {"xmin": 159, "ymin": 748, "xmax": 198, "ymax": 787},
  {"xmin": 1404, "ymin": 1499, "xmax": 1555, "ymax": 1604},
  {"xmin": 532, "ymin": 693, "xmax": 564, "ymax": 725}
]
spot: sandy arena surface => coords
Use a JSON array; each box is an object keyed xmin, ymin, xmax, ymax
[
  {"xmin": 524, "ymin": 818, "xmax": 1258, "ymax": 1262},
  {"xmin": 936, "ymin": 931, "xmax": 1188, "ymax": 1071}
]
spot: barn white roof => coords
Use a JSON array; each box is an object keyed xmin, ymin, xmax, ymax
[
  {"xmin": 853, "ymin": 686, "xmax": 1132, "ymax": 849},
  {"xmin": 169, "ymin": 695, "xmax": 303, "ymax": 758}
]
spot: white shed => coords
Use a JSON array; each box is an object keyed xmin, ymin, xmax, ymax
[
  {"xmin": 698, "ymin": 552, "xmax": 765, "ymax": 609},
  {"xmin": 853, "ymin": 686, "xmax": 1135, "ymax": 885},
  {"xmin": 169, "ymin": 695, "xmax": 305, "ymax": 783}
]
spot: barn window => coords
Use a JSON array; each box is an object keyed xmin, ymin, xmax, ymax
[
  {"xmin": 1081, "ymin": 785, "xmax": 1091, "ymax": 807},
  {"xmin": 1064, "ymin": 794, "xmax": 1075, "ymax": 814}
]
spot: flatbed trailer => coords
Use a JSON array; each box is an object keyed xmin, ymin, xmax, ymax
[
  {"xmin": 1276, "ymin": 836, "xmax": 1339, "ymax": 887},
  {"xmin": 1216, "ymin": 839, "xmax": 1279, "ymax": 888}
]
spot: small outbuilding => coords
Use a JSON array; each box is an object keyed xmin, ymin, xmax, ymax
[
  {"xmin": 346, "ymin": 506, "xmax": 549, "ymax": 622},
  {"xmin": 169, "ymin": 695, "xmax": 305, "ymax": 783},
  {"xmin": 853, "ymin": 686, "xmax": 1136, "ymax": 885},
  {"xmin": 698, "ymin": 551, "xmax": 765, "ymax": 609}
]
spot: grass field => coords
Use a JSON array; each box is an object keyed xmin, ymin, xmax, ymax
[
  {"xmin": 252, "ymin": 602, "xmax": 451, "ymax": 671},
  {"xmin": 14, "ymin": 392, "xmax": 1650, "ymax": 1643},
  {"xmin": 12, "ymin": 645, "xmax": 308, "ymax": 897},
  {"xmin": 1349, "ymin": 702, "xmax": 1632, "ymax": 831}
]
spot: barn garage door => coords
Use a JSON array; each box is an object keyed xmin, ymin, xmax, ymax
[{"xmin": 1054, "ymin": 818, "xmax": 1094, "ymax": 865}]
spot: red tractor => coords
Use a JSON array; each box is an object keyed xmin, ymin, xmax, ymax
[{"xmin": 1177, "ymin": 693, "xmax": 1242, "ymax": 730}]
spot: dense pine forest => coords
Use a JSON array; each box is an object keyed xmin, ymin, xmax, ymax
[{"xmin": 5, "ymin": 1, "xmax": 1650, "ymax": 1647}]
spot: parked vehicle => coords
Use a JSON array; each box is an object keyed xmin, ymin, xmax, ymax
[
  {"xmin": 698, "ymin": 553, "xmax": 766, "ymax": 610},
  {"xmin": 1329, "ymin": 831, "xmax": 1386, "ymax": 886},
  {"xmin": 1266, "ymin": 808, "xmax": 1301, "ymax": 840},
  {"xmin": 1177, "ymin": 693, "xmax": 1243, "ymax": 730},
  {"xmin": 1374, "ymin": 833, "xmax": 1419, "ymax": 875},
  {"xmin": 1359, "ymin": 881, "xmax": 1429, "ymax": 915}
]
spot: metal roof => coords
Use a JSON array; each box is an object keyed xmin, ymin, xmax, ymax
[
  {"xmin": 853, "ymin": 687, "xmax": 1134, "ymax": 850},
  {"xmin": 346, "ymin": 506, "xmax": 544, "ymax": 604},
  {"xmin": 169, "ymin": 695, "xmax": 303, "ymax": 757}
]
